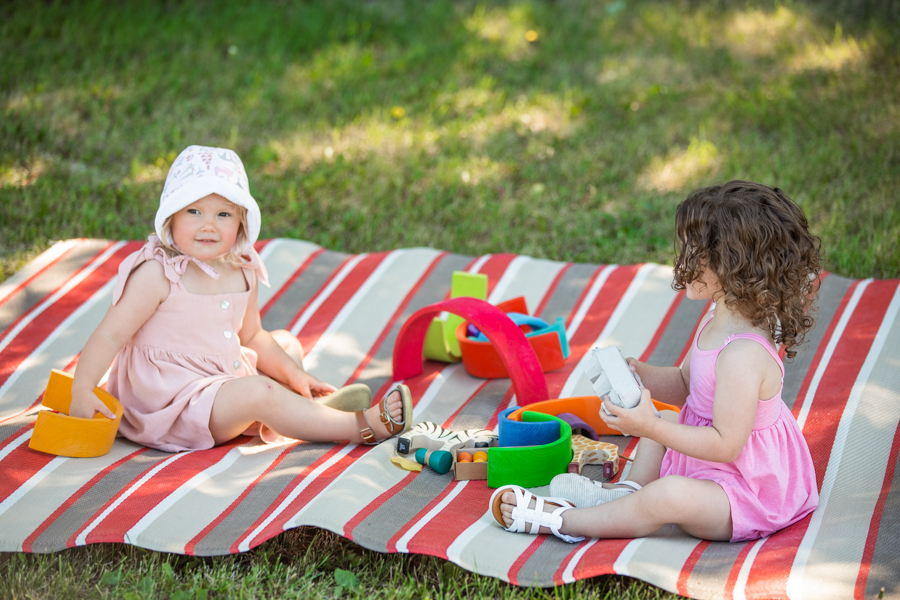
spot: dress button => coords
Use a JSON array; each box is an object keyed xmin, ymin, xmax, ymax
[
  {"xmin": 220, "ymin": 300, "xmax": 230, "ymax": 310},
  {"xmin": 233, "ymin": 360, "xmax": 241, "ymax": 370},
  {"xmin": 224, "ymin": 330, "xmax": 233, "ymax": 339}
]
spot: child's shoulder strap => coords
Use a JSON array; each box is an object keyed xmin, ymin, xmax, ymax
[
  {"xmin": 724, "ymin": 333, "xmax": 784, "ymax": 377},
  {"xmin": 112, "ymin": 236, "xmax": 218, "ymax": 305}
]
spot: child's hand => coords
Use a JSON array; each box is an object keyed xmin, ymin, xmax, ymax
[
  {"xmin": 69, "ymin": 388, "xmax": 116, "ymax": 420},
  {"xmin": 599, "ymin": 387, "xmax": 656, "ymax": 437},
  {"xmin": 288, "ymin": 371, "xmax": 337, "ymax": 399}
]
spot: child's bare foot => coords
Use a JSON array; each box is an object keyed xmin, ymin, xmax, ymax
[
  {"xmin": 354, "ymin": 384, "xmax": 411, "ymax": 445},
  {"xmin": 498, "ymin": 491, "xmax": 556, "ymax": 535},
  {"xmin": 489, "ymin": 485, "xmax": 585, "ymax": 543}
]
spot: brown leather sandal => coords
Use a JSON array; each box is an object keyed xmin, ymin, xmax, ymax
[{"xmin": 355, "ymin": 383, "xmax": 413, "ymax": 445}]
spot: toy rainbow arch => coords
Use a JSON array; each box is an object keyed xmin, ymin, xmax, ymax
[
  {"xmin": 393, "ymin": 296, "xmax": 549, "ymax": 406},
  {"xmin": 28, "ymin": 369, "xmax": 124, "ymax": 458}
]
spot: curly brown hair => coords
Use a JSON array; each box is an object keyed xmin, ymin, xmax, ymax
[{"xmin": 672, "ymin": 181, "xmax": 822, "ymax": 360}]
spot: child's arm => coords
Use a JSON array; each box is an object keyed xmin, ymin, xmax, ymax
[
  {"xmin": 70, "ymin": 261, "xmax": 169, "ymax": 419},
  {"xmin": 626, "ymin": 357, "xmax": 689, "ymax": 408},
  {"xmin": 238, "ymin": 281, "xmax": 335, "ymax": 399},
  {"xmin": 605, "ymin": 341, "xmax": 771, "ymax": 463}
]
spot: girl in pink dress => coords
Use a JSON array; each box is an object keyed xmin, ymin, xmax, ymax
[
  {"xmin": 70, "ymin": 145, "xmax": 412, "ymax": 452},
  {"xmin": 490, "ymin": 181, "xmax": 821, "ymax": 544}
]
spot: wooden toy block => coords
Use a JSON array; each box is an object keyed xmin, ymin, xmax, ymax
[
  {"xmin": 451, "ymin": 437, "xmax": 499, "ymax": 481},
  {"xmin": 29, "ymin": 369, "xmax": 124, "ymax": 458},
  {"xmin": 422, "ymin": 271, "xmax": 488, "ymax": 362},
  {"xmin": 393, "ymin": 296, "xmax": 549, "ymax": 406}
]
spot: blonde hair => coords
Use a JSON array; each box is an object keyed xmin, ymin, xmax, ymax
[{"xmin": 159, "ymin": 201, "xmax": 251, "ymax": 266}]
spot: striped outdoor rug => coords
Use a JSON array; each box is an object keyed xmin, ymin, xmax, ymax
[{"xmin": 1, "ymin": 238, "xmax": 898, "ymax": 600}]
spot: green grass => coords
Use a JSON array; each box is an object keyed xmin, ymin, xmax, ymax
[
  {"xmin": 0, "ymin": 528, "xmax": 677, "ymax": 600},
  {"xmin": 1, "ymin": 0, "xmax": 898, "ymax": 598}
]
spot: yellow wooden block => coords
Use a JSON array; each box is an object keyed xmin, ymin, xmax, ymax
[{"xmin": 28, "ymin": 369, "xmax": 123, "ymax": 458}]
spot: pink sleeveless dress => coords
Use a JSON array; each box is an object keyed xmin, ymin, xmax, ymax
[
  {"xmin": 659, "ymin": 320, "xmax": 819, "ymax": 542},
  {"xmin": 107, "ymin": 237, "xmax": 278, "ymax": 452}
]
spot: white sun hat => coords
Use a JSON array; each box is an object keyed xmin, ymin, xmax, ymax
[{"xmin": 156, "ymin": 145, "xmax": 261, "ymax": 246}]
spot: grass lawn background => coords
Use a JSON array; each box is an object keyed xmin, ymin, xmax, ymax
[{"xmin": 1, "ymin": 0, "xmax": 898, "ymax": 598}]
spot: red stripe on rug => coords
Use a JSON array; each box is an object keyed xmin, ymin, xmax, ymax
[
  {"xmin": 22, "ymin": 446, "xmax": 149, "ymax": 552},
  {"xmin": 183, "ymin": 443, "xmax": 296, "ymax": 555},
  {"xmin": 639, "ymin": 291, "xmax": 686, "ymax": 363},
  {"xmin": 740, "ymin": 280, "xmax": 897, "ymax": 599},
  {"xmin": 508, "ymin": 536, "xmax": 549, "ymax": 585},
  {"xmin": 790, "ymin": 280, "xmax": 860, "ymax": 421},
  {"xmin": 853, "ymin": 416, "xmax": 900, "ymax": 598},
  {"xmin": 476, "ymin": 255, "xmax": 517, "ymax": 296},
  {"xmin": 0, "ymin": 242, "xmax": 85, "ymax": 311},
  {"xmin": 677, "ymin": 540, "xmax": 712, "ymax": 596},
  {"xmin": 805, "ymin": 281, "xmax": 896, "ymax": 490},
  {"xmin": 543, "ymin": 265, "xmax": 640, "ymax": 399},
  {"xmin": 294, "ymin": 252, "xmax": 390, "ymax": 351},
  {"xmin": 284, "ymin": 253, "xmax": 356, "ymax": 333},
  {"xmin": 259, "ymin": 247, "xmax": 325, "ymax": 318},
  {"xmin": 346, "ymin": 251, "xmax": 448, "ymax": 386},
  {"xmin": 377, "ymin": 473, "xmax": 449, "ymax": 551},
  {"xmin": 1, "ymin": 354, "xmax": 83, "ymax": 425},
  {"xmin": 720, "ymin": 540, "xmax": 762, "ymax": 600},
  {"xmin": 348, "ymin": 472, "xmax": 418, "ymax": 545},
  {"xmin": 402, "ymin": 481, "xmax": 495, "ymax": 558},
  {"xmin": 0, "ymin": 241, "xmax": 125, "ymax": 355},
  {"xmin": 562, "ymin": 265, "xmax": 606, "ymax": 329},
  {"xmin": 76, "ymin": 439, "xmax": 243, "ymax": 545},
  {"xmin": 0, "ymin": 242, "xmax": 141, "ymax": 388},
  {"xmin": 560, "ymin": 538, "xmax": 633, "ymax": 582},
  {"xmin": 533, "ymin": 263, "xmax": 572, "ymax": 318},
  {"xmin": 0, "ymin": 441, "xmax": 55, "ymax": 505},
  {"xmin": 235, "ymin": 443, "xmax": 371, "ymax": 552}
]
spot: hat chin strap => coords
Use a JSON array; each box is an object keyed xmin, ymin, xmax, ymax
[{"xmin": 168, "ymin": 243, "xmax": 221, "ymax": 280}]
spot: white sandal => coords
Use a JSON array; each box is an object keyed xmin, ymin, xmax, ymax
[
  {"xmin": 489, "ymin": 485, "xmax": 585, "ymax": 543},
  {"xmin": 549, "ymin": 473, "xmax": 642, "ymax": 508}
]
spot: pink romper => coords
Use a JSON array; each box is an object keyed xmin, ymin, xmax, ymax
[
  {"xmin": 107, "ymin": 237, "xmax": 276, "ymax": 452},
  {"xmin": 659, "ymin": 320, "xmax": 819, "ymax": 542}
]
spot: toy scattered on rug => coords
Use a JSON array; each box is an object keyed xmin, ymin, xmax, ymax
[
  {"xmin": 392, "ymin": 296, "xmax": 550, "ymax": 406},
  {"xmin": 390, "ymin": 455, "xmax": 423, "ymax": 472},
  {"xmin": 455, "ymin": 296, "xmax": 568, "ymax": 379},
  {"xmin": 569, "ymin": 433, "xmax": 622, "ymax": 479},
  {"xmin": 466, "ymin": 312, "xmax": 569, "ymax": 360},
  {"xmin": 395, "ymin": 421, "xmax": 496, "ymax": 474},
  {"xmin": 29, "ymin": 369, "xmax": 124, "ymax": 458},
  {"xmin": 422, "ymin": 271, "xmax": 488, "ymax": 363}
]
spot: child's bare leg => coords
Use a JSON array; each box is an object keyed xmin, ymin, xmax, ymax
[
  {"xmin": 500, "ymin": 475, "xmax": 733, "ymax": 541},
  {"xmin": 605, "ymin": 408, "xmax": 679, "ymax": 489},
  {"xmin": 270, "ymin": 329, "xmax": 304, "ymax": 365},
  {"xmin": 208, "ymin": 376, "xmax": 402, "ymax": 445}
]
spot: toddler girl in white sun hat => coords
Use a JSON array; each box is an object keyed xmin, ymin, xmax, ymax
[{"xmin": 70, "ymin": 145, "xmax": 412, "ymax": 452}]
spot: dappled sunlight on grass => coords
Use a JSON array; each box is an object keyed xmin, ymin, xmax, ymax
[
  {"xmin": 722, "ymin": 6, "xmax": 871, "ymax": 72},
  {"xmin": 0, "ymin": 159, "xmax": 46, "ymax": 188},
  {"xmin": 638, "ymin": 138, "xmax": 723, "ymax": 193},
  {"xmin": 265, "ymin": 88, "xmax": 577, "ymax": 174},
  {"xmin": 462, "ymin": 4, "xmax": 538, "ymax": 61},
  {"xmin": 724, "ymin": 6, "xmax": 804, "ymax": 61},
  {"xmin": 789, "ymin": 32, "xmax": 868, "ymax": 73}
]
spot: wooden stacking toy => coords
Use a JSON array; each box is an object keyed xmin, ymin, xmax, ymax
[{"xmin": 29, "ymin": 369, "xmax": 123, "ymax": 458}]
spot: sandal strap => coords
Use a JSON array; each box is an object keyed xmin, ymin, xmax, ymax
[
  {"xmin": 355, "ymin": 409, "xmax": 377, "ymax": 445},
  {"xmin": 617, "ymin": 480, "xmax": 642, "ymax": 492},
  {"xmin": 506, "ymin": 487, "xmax": 585, "ymax": 544},
  {"xmin": 378, "ymin": 384, "xmax": 407, "ymax": 436}
]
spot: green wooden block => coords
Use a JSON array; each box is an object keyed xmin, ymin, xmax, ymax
[
  {"xmin": 423, "ymin": 271, "xmax": 488, "ymax": 362},
  {"xmin": 487, "ymin": 412, "xmax": 573, "ymax": 489},
  {"xmin": 444, "ymin": 271, "xmax": 488, "ymax": 357}
]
